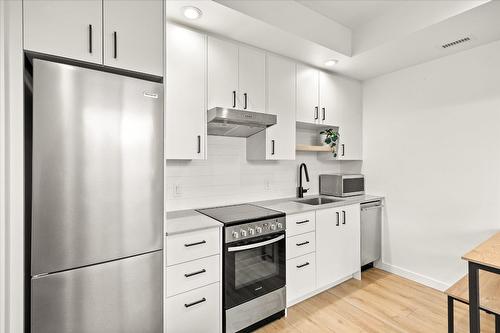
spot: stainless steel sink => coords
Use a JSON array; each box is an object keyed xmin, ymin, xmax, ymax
[{"xmin": 294, "ymin": 197, "xmax": 343, "ymax": 206}]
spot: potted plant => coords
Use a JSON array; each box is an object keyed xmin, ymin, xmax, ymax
[{"xmin": 319, "ymin": 129, "xmax": 339, "ymax": 157}]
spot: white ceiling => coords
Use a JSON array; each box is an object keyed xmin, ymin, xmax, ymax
[
  {"xmin": 166, "ymin": 0, "xmax": 499, "ymax": 80},
  {"xmin": 296, "ymin": 0, "xmax": 404, "ymax": 30}
]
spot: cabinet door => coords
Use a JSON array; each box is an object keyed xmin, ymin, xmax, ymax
[
  {"xmin": 166, "ymin": 282, "xmax": 220, "ymax": 333},
  {"xmin": 296, "ymin": 64, "xmax": 319, "ymax": 124},
  {"xmin": 165, "ymin": 24, "xmax": 206, "ymax": 160},
  {"xmin": 337, "ymin": 78, "xmax": 362, "ymax": 160},
  {"xmin": 316, "ymin": 207, "xmax": 343, "ymax": 288},
  {"xmin": 103, "ymin": 0, "xmax": 163, "ymax": 76},
  {"xmin": 208, "ymin": 37, "xmax": 238, "ymax": 109},
  {"xmin": 238, "ymin": 46, "xmax": 266, "ymax": 112},
  {"xmin": 319, "ymin": 71, "xmax": 341, "ymax": 127},
  {"xmin": 24, "ymin": 0, "xmax": 102, "ymax": 64},
  {"xmin": 266, "ymin": 55, "xmax": 295, "ymax": 160},
  {"xmin": 338, "ymin": 204, "xmax": 361, "ymax": 275},
  {"xmin": 286, "ymin": 253, "xmax": 316, "ymax": 306}
]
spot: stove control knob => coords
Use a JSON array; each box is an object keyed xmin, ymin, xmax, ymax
[
  {"xmin": 277, "ymin": 222, "xmax": 283, "ymax": 229},
  {"xmin": 232, "ymin": 231, "xmax": 239, "ymax": 239},
  {"xmin": 256, "ymin": 227, "xmax": 263, "ymax": 234},
  {"xmin": 270, "ymin": 224, "xmax": 276, "ymax": 231},
  {"xmin": 248, "ymin": 228, "xmax": 255, "ymax": 235},
  {"xmin": 240, "ymin": 229, "xmax": 247, "ymax": 237}
]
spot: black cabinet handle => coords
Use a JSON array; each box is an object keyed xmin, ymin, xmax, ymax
[
  {"xmin": 184, "ymin": 240, "xmax": 206, "ymax": 247},
  {"xmin": 88, "ymin": 24, "xmax": 92, "ymax": 53},
  {"xmin": 342, "ymin": 211, "xmax": 346, "ymax": 225},
  {"xmin": 296, "ymin": 262, "xmax": 310, "ymax": 269},
  {"xmin": 184, "ymin": 298, "xmax": 206, "ymax": 308},
  {"xmin": 113, "ymin": 31, "xmax": 117, "ymax": 59},
  {"xmin": 184, "ymin": 269, "xmax": 206, "ymax": 278},
  {"xmin": 336, "ymin": 212, "xmax": 340, "ymax": 226},
  {"xmin": 232, "ymin": 91, "xmax": 236, "ymax": 108},
  {"xmin": 197, "ymin": 135, "xmax": 201, "ymax": 154},
  {"xmin": 342, "ymin": 144, "xmax": 345, "ymax": 156},
  {"xmin": 314, "ymin": 106, "xmax": 319, "ymax": 120},
  {"xmin": 271, "ymin": 140, "xmax": 275, "ymax": 155},
  {"xmin": 243, "ymin": 93, "xmax": 248, "ymax": 109},
  {"xmin": 296, "ymin": 241, "xmax": 310, "ymax": 247},
  {"xmin": 322, "ymin": 107, "xmax": 326, "ymax": 121},
  {"xmin": 296, "ymin": 220, "xmax": 309, "ymax": 225}
]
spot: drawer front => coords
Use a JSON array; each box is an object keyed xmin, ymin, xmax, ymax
[
  {"xmin": 286, "ymin": 253, "xmax": 316, "ymax": 305},
  {"xmin": 167, "ymin": 228, "xmax": 219, "ymax": 266},
  {"xmin": 166, "ymin": 255, "xmax": 220, "ymax": 297},
  {"xmin": 166, "ymin": 282, "xmax": 220, "ymax": 333},
  {"xmin": 286, "ymin": 211, "xmax": 315, "ymax": 237},
  {"xmin": 286, "ymin": 232, "xmax": 315, "ymax": 260}
]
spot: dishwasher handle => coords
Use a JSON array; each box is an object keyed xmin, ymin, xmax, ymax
[{"xmin": 361, "ymin": 205, "xmax": 384, "ymax": 212}]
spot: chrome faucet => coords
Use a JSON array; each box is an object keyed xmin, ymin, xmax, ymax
[{"xmin": 297, "ymin": 163, "xmax": 310, "ymax": 198}]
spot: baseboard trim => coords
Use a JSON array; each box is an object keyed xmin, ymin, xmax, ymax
[{"xmin": 374, "ymin": 261, "xmax": 449, "ymax": 291}]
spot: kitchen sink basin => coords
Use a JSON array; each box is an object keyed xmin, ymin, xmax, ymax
[{"xmin": 294, "ymin": 197, "xmax": 343, "ymax": 206}]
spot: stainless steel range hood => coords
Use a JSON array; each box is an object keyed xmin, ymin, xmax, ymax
[{"xmin": 207, "ymin": 107, "xmax": 277, "ymax": 138}]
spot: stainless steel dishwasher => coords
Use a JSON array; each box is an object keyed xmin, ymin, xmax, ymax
[{"xmin": 360, "ymin": 200, "xmax": 383, "ymax": 266}]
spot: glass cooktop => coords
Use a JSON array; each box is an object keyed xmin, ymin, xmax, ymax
[{"xmin": 197, "ymin": 204, "xmax": 285, "ymax": 226}]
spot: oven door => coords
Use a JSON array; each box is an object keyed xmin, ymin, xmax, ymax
[{"xmin": 224, "ymin": 232, "xmax": 285, "ymax": 309}]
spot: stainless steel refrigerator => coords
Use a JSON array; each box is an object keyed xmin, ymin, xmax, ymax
[{"xmin": 30, "ymin": 59, "xmax": 163, "ymax": 333}]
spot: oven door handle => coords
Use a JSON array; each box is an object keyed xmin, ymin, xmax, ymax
[{"xmin": 228, "ymin": 234, "xmax": 285, "ymax": 252}]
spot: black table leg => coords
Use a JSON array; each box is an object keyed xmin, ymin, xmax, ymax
[
  {"xmin": 468, "ymin": 261, "xmax": 480, "ymax": 333},
  {"xmin": 447, "ymin": 296, "xmax": 454, "ymax": 333},
  {"xmin": 495, "ymin": 314, "xmax": 499, "ymax": 333}
]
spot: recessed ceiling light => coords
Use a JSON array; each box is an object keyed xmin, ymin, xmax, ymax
[
  {"xmin": 325, "ymin": 59, "xmax": 339, "ymax": 67},
  {"xmin": 182, "ymin": 6, "xmax": 202, "ymax": 20}
]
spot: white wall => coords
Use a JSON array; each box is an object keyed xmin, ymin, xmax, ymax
[
  {"xmin": 166, "ymin": 135, "xmax": 343, "ymax": 211},
  {"xmin": 363, "ymin": 40, "xmax": 500, "ymax": 290}
]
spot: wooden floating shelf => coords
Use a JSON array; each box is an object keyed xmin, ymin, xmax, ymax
[{"xmin": 296, "ymin": 144, "xmax": 332, "ymax": 152}]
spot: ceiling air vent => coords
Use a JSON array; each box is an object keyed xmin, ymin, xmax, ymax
[{"xmin": 441, "ymin": 37, "xmax": 471, "ymax": 49}]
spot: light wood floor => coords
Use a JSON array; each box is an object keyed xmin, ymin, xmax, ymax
[{"xmin": 257, "ymin": 268, "xmax": 496, "ymax": 333}]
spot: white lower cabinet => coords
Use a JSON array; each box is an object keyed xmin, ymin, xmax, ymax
[
  {"xmin": 285, "ymin": 212, "xmax": 317, "ymax": 306},
  {"xmin": 166, "ymin": 255, "xmax": 220, "ymax": 297},
  {"xmin": 286, "ymin": 232, "xmax": 315, "ymax": 260},
  {"xmin": 316, "ymin": 204, "xmax": 361, "ymax": 289},
  {"xmin": 166, "ymin": 282, "xmax": 220, "ymax": 333},
  {"xmin": 286, "ymin": 253, "xmax": 316, "ymax": 306},
  {"xmin": 165, "ymin": 227, "xmax": 222, "ymax": 333},
  {"xmin": 286, "ymin": 205, "xmax": 361, "ymax": 307}
]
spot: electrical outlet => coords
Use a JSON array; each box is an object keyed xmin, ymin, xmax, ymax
[{"xmin": 173, "ymin": 184, "xmax": 183, "ymax": 197}]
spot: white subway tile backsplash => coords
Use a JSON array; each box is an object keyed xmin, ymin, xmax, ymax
[{"xmin": 165, "ymin": 136, "xmax": 345, "ymax": 211}]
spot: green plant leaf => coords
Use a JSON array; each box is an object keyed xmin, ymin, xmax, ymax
[{"xmin": 325, "ymin": 138, "xmax": 331, "ymax": 144}]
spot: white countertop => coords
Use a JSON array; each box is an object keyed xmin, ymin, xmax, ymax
[
  {"xmin": 165, "ymin": 194, "xmax": 384, "ymax": 236},
  {"xmin": 256, "ymin": 194, "xmax": 384, "ymax": 215},
  {"xmin": 165, "ymin": 209, "xmax": 223, "ymax": 236}
]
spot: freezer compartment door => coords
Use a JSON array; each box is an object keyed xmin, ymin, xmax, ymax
[
  {"xmin": 31, "ymin": 251, "xmax": 163, "ymax": 333},
  {"xmin": 31, "ymin": 59, "xmax": 163, "ymax": 275}
]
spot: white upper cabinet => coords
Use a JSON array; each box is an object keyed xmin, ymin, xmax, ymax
[
  {"xmin": 337, "ymin": 77, "xmax": 363, "ymax": 160},
  {"xmin": 266, "ymin": 55, "xmax": 296, "ymax": 160},
  {"xmin": 247, "ymin": 54, "xmax": 295, "ymax": 160},
  {"xmin": 316, "ymin": 204, "xmax": 360, "ymax": 289},
  {"xmin": 319, "ymin": 71, "xmax": 341, "ymax": 127},
  {"xmin": 23, "ymin": 0, "xmax": 163, "ymax": 76},
  {"xmin": 208, "ymin": 37, "xmax": 266, "ymax": 112},
  {"xmin": 23, "ymin": 0, "xmax": 103, "ymax": 64},
  {"xmin": 165, "ymin": 24, "xmax": 206, "ymax": 160},
  {"xmin": 103, "ymin": 0, "xmax": 163, "ymax": 76},
  {"xmin": 208, "ymin": 37, "xmax": 239, "ymax": 110},
  {"xmin": 318, "ymin": 75, "xmax": 363, "ymax": 160},
  {"xmin": 238, "ymin": 46, "xmax": 266, "ymax": 112},
  {"xmin": 296, "ymin": 64, "xmax": 320, "ymax": 124}
]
